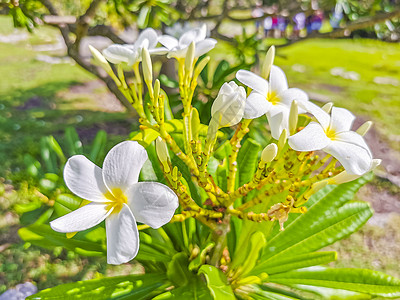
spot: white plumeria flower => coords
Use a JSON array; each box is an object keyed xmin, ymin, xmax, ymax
[
  {"xmin": 328, "ymin": 159, "xmax": 381, "ymax": 185},
  {"xmin": 50, "ymin": 141, "xmax": 178, "ymax": 265},
  {"xmin": 211, "ymin": 81, "xmax": 247, "ymax": 127},
  {"xmin": 288, "ymin": 105, "xmax": 373, "ymax": 175},
  {"xmin": 102, "ymin": 28, "xmax": 167, "ymax": 66},
  {"xmin": 158, "ymin": 24, "xmax": 217, "ymax": 59},
  {"xmin": 236, "ymin": 66, "xmax": 309, "ymax": 139}
]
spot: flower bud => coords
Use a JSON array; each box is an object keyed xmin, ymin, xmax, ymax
[
  {"xmin": 141, "ymin": 47, "xmax": 153, "ymax": 84},
  {"xmin": 288, "ymin": 100, "xmax": 298, "ymax": 135},
  {"xmin": 261, "ymin": 45, "xmax": 275, "ymax": 79},
  {"xmin": 193, "ymin": 56, "xmax": 210, "ymax": 82},
  {"xmin": 278, "ymin": 129, "xmax": 287, "ymax": 151},
  {"xmin": 261, "ymin": 143, "xmax": 278, "ymax": 163},
  {"xmin": 154, "ymin": 79, "xmax": 160, "ymax": 102},
  {"xmin": 356, "ymin": 121, "xmax": 373, "ymax": 136},
  {"xmin": 89, "ymin": 45, "xmax": 113, "ymax": 74},
  {"xmin": 185, "ymin": 41, "xmax": 195, "ymax": 75},
  {"xmin": 211, "ymin": 82, "xmax": 246, "ymax": 127},
  {"xmin": 303, "ymin": 180, "xmax": 328, "ymax": 201},
  {"xmin": 155, "ymin": 137, "xmax": 170, "ymax": 172},
  {"xmin": 321, "ymin": 102, "xmax": 333, "ymax": 113}
]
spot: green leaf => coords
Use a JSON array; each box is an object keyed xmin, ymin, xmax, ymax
[
  {"xmin": 167, "ymin": 252, "xmax": 192, "ymax": 287},
  {"xmin": 252, "ymin": 251, "xmax": 337, "ymax": 275},
  {"xmin": 131, "ymin": 128, "xmax": 160, "ymax": 148},
  {"xmin": 237, "ymin": 138, "xmax": 261, "ymax": 186},
  {"xmin": 18, "ymin": 224, "xmax": 105, "ymax": 257},
  {"xmin": 259, "ymin": 202, "xmax": 373, "ymax": 265},
  {"xmin": 269, "ymin": 173, "xmax": 373, "ymax": 239},
  {"xmin": 64, "ymin": 127, "xmax": 83, "ymax": 156},
  {"xmin": 28, "ymin": 273, "xmax": 168, "ymax": 300},
  {"xmin": 23, "ymin": 154, "xmax": 41, "ymax": 178},
  {"xmin": 198, "ymin": 265, "xmax": 235, "ymax": 300},
  {"xmin": 47, "ymin": 136, "xmax": 66, "ymax": 165},
  {"xmin": 53, "ymin": 194, "xmax": 82, "ymax": 217},
  {"xmin": 268, "ymin": 268, "xmax": 400, "ymax": 298},
  {"xmin": 154, "ymin": 279, "xmax": 212, "ymax": 299},
  {"xmin": 40, "ymin": 137, "xmax": 57, "ymax": 174},
  {"xmin": 231, "ymin": 231, "xmax": 266, "ymax": 279},
  {"xmin": 88, "ymin": 130, "xmax": 107, "ymax": 164}
]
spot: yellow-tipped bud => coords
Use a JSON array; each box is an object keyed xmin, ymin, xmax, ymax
[
  {"xmin": 141, "ymin": 48, "xmax": 152, "ymax": 84},
  {"xmin": 193, "ymin": 56, "xmax": 210, "ymax": 80},
  {"xmin": 261, "ymin": 45, "xmax": 275, "ymax": 79},
  {"xmin": 278, "ymin": 129, "xmax": 287, "ymax": 151},
  {"xmin": 89, "ymin": 45, "xmax": 113, "ymax": 74},
  {"xmin": 155, "ymin": 137, "xmax": 170, "ymax": 172},
  {"xmin": 304, "ymin": 180, "xmax": 328, "ymax": 200},
  {"xmin": 322, "ymin": 102, "xmax": 333, "ymax": 114},
  {"xmin": 289, "ymin": 100, "xmax": 298, "ymax": 135},
  {"xmin": 356, "ymin": 121, "xmax": 373, "ymax": 136},
  {"xmin": 154, "ymin": 79, "xmax": 160, "ymax": 102},
  {"xmin": 185, "ymin": 42, "xmax": 195, "ymax": 75},
  {"xmin": 261, "ymin": 143, "xmax": 278, "ymax": 163}
]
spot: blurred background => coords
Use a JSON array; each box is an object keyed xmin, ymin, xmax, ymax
[{"xmin": 0, "ymin": 0, "xmax": 400, "ymax": 297}]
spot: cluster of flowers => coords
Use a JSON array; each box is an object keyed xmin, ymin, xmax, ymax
[{"xmin": 50, "ymin": 24, "xmax": 379, "ymax": 265}]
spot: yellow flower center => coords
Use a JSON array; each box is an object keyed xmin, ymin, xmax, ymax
[
  {"xmin": 268, "ymin": 90, "xmax": 280, "ymax": 105},
  {"xmin": 104, "ymin": 188, "xmax": 128, "ymax": 215},
  {"xmin": 325, "ymin": 127, "xmax": 337, "ymax": 141}
]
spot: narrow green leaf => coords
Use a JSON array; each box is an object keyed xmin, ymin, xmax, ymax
[
  {"xmin": 252, "ymin": 251, "xmax": 337, "ymax": 275},
  {"xmin": 28, "ymin": 273, "xmax": 168, "ymax": 300},
  {"xmin": 259, "ymin": 202, "xmax": 373, "ymax": 264},
  {"xmin": 198, "ymin": 265, "xmax": 236, "ymax": 300},
  {"xmin": 88, "ymin": 130, "xmax": 107, "ymax": 164},
  {"xmin": 18, "ymin": 224, "xmax": 105, "ymax": 257},
  {"xmin": 268, "ymin": 268, "xmax": 400, "ymax": 298},
  {"xmin": 64, "ymin": 127, "xmax": 83, "ymax": 156},
  {"xmin": 237, "ymin": 138, "xmax": 261, "ymax": 186}
]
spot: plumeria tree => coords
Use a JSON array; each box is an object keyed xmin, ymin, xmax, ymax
[{"xmin": 19, "ymin": 25, "xmax": 400, "ymax": 299}]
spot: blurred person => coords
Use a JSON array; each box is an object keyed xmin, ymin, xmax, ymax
[
  {"xmin": 293, "ymin": 12, "xmax": 306, "ymax": 38},
  {"xmin": 264, "ymin": 16, "xmax": 273, "ymax": 37},
  {"xmin": 252, "ymin": 2, "xmax": 264, "ymax": 34},
  {"xmin": 277, "ymin": 16, "xmax": 289, "ymax": 38}
]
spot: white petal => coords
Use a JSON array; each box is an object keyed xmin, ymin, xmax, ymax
[
  {"xmin": 136, "ymin": 28, "xmax": 158, "ymax": 49},
  {"xmin": 102, "ymin": 45, "xmax": 132, "ymax": 64},
  {"xmin": 50, "ymin": 202, "xmax": 111, "ymax": 233},
  {"xmin": 335, "ymin": 131, "xmax": 372, "ymax": 156},
  {"xmin": 267, "ymin": 107, "xmax": 290, "ymax": 140},
  {"xmin": 300, "ymin": 101, "xmax": 331, "ymax": 130},
  {"xmin": 126, "ymin": 182, "xmax": 178, "ymax": 229},
  {"xmin": 106, "ymin": 205, "xmax": 139, "ymax": 265},
  {"xmin": 288, "ymin": 122, "xmax": 330, "ymax": 151},
  {"xmin": 102, "ymin": 141, "xmax": 148, "ymax": 191},
  {"xmin": 148, "ymin": 47, "xmax": 168, "ymax": 55},
  {"xmin": 179, "ymin": 25, "xmax": 207, "ymax": 47},
  {"xmin": 244, "ymin": 91, "xmax": 271, "ymax": 119},
  {"xmin": 158, "ymin": 35, "xmax": 179, "ymax": 50},
  {"xmin": 167, "ymin": 47, "xmax": 187, "ymax": 59},
  {"xmin": 324, "ymin": 137, "xmax": 372, "ymax": 175},
  {"xmin": 269, "ymin": 65, "xmax": 288, "ymax": 94},
  {"xmin": 236, "ymin": 70, "xmax": 268, "ymax": 96},
  {"xmin": 194, "ymin": 39, "xmax": 217, "ymax": 57},
  {"xmin": 279, "ymin": 88, "xmax": 309, "ymax": 106},
  {"xmin": 64, "ymin": 155, "xmax": 109, "ymax": 202},
  {"xmin": 329, "ymin": 107, "xmax": 356, "ymax": 133}
]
